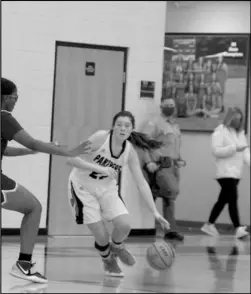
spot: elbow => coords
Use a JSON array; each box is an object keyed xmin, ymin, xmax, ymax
[
  {"xmin": 27, "ymin": 139, "xmax": 38, "ymax": 151},
  {"xmin": 212, "ymin": 149, "xmax": 220, "ymax": 157}
]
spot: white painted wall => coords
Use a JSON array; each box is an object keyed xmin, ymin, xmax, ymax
[
  {"xmin": 2, "ymin": 1, "xmax": 166, "ymax": 229},
  {"xmin": 161, "ymin": 1, "xmax": 250, "ymax": 225},
  {"xmin": 2, "ymin": 1, "xmax": 249, "ymax": 230},
  {"xmin": 166, "ymin": 1, "xmax": 250, "ymax": 34}
]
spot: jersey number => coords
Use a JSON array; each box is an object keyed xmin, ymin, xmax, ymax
[{"xmin": 89, "ymin": 171, "xmax": 108, "ymax": 180}]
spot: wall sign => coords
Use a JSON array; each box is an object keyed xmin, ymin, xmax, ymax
[
  {"xmin": 140, "ymin": 81, "xmax": 155, "ymax": 98},
  {"xmin": 85, "ymin": 62, "xmax": 95, "ymax": 76}
]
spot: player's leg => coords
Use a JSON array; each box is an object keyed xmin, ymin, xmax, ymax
[
  {"xmin": 68, "ymin": 180, "xmax": 123, "ymax": 277},
  {"xmin": 87, "ymin": 221, "xmax": 124, "ymax": 277},
  {"xmin": 101, "ymin": 189, "xmax": 136, "ymax": 266},
  {"xmin": 111, "ymin": 214, "xmax": 136, "ymax": 266},
  {"xmin": 1, "ymin": 174, "xmax": 47, "ymax": 283}
]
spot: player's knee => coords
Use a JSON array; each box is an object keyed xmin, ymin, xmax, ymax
[
  {"xmin": 118, "ymin": 221, "xmax": 131, "ymax": 236},
  {"xmin": 24, "ymin": 197, "xmax": 42, "ymax": 216},
  {"xmin": 32, "ymin": 199, "xmax": 42, "ymax": 216},
  {"xmin": 95, "ymin": 232, "xmax": 110, "ymax": 246}
]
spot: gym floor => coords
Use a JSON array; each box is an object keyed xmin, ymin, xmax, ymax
[{"xmin": 2, "ymin": 229, "xmax": 250, "ymax": 293}]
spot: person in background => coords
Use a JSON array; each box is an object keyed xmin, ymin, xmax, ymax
[
  {"xmin": 141, "ymin": 98, "xmax": 185, "ymax": 241},
  {"xmin": 211, "ymin": 62, "xmax": 218, "ymax": 74},
  {"xmin": 201, "ymin": 107, "xmax": 250, "ymax": 239},
  {"xmin": 185, "ymin": 57, "xmax": 194, "ymax": 75},
  {"xmin": 185, "ymin": 83, "xmax": 197, "ymax": 117},
  {"xmin": 175, "ymin": 73, "xmax": 186, "ymax": 109},
  {"xmin": 204, "ymin": 59, "xmax": 213, "ymax": 85},
  {"xmin": 196, "ymin": 56, "xmax": 205, "ymax": 73},
  {"xmin": 195, "ymin": 74, "xmax": 207, "ymax": 116},
  {"xmin": 211, "ymin": 73, "xmax": 223, "ymax": 116},
  {"xmin": 216, "ymin": 55, "xmax": 228, "ymax": 112},
  {"xmin": 202, "ymin": 86, "xmax": 215, "ymax": 118}
]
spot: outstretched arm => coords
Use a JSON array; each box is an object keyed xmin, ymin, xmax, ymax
[
  {"xmin": 2, "ymin": 113, "xmax": 91, "ymax": 157},
  {"xmin": 4, "ymin": 146, "xmax": 37, "ymax": 157},
  {"xmin": 14, "ymin": 130, "xmax": 91, "ymax": 157}
]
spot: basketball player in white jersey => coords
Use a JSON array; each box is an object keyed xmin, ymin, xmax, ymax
[{"xmin": 67, "ymin": 111, "xmax": 170, "ymax": 277}]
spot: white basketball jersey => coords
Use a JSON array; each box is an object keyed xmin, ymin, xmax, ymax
[{"xmin": 70, "ymin": 132, "xmax": 131, "ymax": 188}]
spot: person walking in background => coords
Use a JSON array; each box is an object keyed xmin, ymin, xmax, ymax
[
  {"xmin": 141, "ymin": 98, "xmax": 186, "ymax": 241},
  {"xmin": 201, "ymin": 107, "xmax": 250, "ymax": 239}
]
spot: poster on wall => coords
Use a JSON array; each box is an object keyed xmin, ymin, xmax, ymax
[
  {"xmin": 140, "ymin": 81, "xmax": 155, "ymax": 98},
  {"xmin": 85, "ymin": 62, "xmax": 95, "ymax": 76},
  {"xmin": 162, "ymin": 34, "xmax": 250, "ymax": 132}
]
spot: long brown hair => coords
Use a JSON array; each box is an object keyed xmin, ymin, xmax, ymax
[
  {"xmin": 112, "ymin": 110, "xmax": 163, "ymax": 150},
  {"xmin": 223, "ymin": 107, "xmax": 244, "ymax": 132}
]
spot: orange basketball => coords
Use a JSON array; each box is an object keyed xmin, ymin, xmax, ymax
[{"xmin": 146, "ymin": 241, "xmax": 175, "ymax": 271}]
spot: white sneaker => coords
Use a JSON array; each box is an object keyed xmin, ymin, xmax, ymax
[
  {"xmin": 235, "ymin": 226, "xmax": 249, "ymax": 239},
  {"xmin": 201, "ymin": 223, "xmax": 219, "ymax": 237},
  {"xmin": 102, "ymin": 253, "xmax": 124, "ymax": 277},
  {"xmin": 10, "ymin": 261, "xmax": 48, "ymax": 284}
]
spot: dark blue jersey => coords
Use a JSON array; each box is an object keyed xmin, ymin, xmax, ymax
[{"xmin": 1, "ymin": 111, "xmax": 23, "ymax": 160}]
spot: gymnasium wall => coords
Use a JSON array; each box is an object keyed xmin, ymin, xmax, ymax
[
  {"xmin": 2, "ymin": 1, "xmax": 250, "ymax": 231},
  {"xmin": 158, "ymin": 1, "xmax": 250, "ymax": 225},
  {"xmin": 1, "ymin": 1, "xmax": 166, "ymax": 229}
]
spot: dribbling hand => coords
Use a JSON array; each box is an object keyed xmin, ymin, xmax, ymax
[
  {"xmin": 146, "ymin": 162, "xmax": 159, "ymax": 173},
  {"xmin": 154, "ymin": 211, "xmax": 170, "ymax": 230},
  {"xmin": 236, "ymin": 145, "xmax": 248, "ymax": 152}
]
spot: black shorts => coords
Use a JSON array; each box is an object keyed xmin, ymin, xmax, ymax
[{"xmin": 1, "ymin": 173, "xmax": 17, "ymax": 204}]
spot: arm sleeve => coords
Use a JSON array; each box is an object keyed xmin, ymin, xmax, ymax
[
  {"xmin": 243, "ymin": 147, "xmax": 250, "ymax": 166},
  {"xmin": 212, "ymin": 130, "xmax": 236, "ymax": 158},
  {"xmin": 1, "ymin": 114, "xmax": 23, "ymax": 141},
  {"xmin": 240, "ymin": 131, "xmax": 250, "ymax": 166}
]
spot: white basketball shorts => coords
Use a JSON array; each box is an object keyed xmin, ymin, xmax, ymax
[{"xmin": 68, "ymin": 178, "xmax": 128, "ymax": 225}]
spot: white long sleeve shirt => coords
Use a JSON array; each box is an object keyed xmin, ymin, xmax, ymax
[{"xmin": 212, "ymin": 124, "xmax": 250, "ymax": 179}]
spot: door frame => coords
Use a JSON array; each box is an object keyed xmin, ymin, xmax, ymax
[{"xmin": 46, "ymin": 41, "xmax": 128, "ymax": 232}]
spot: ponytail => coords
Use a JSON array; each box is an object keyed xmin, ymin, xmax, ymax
[{"xmin": 128, "ymin": 131, "xmax": 163, "ymax": 151}]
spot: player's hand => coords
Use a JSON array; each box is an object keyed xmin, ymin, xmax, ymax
[
  {"xmin": 101, "ymin": 167, "xmax": 118, "ymax": 180},
  {"xmin": 146, "ymin": 162, "xmax": 159, "ymax": 173},
  {"xmin": 176, "ymin": 158, "xmax": 186, "ymax": 167},
  {"xmin": 69, "ymin": 140, "xmax": 92, "ymax": 156},
  {"xmin": 236, "ymin": 145, "xmax": 248, "ymax": 152},
  {"xmin": 153, "ymin": 211, "xmax": 170, "ymax": 230}
]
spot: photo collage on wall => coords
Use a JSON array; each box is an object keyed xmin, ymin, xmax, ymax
[{"xmin": 162, "ymin": 34, "xmax": 250, "ymax": 131}]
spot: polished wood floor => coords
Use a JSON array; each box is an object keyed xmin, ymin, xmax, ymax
[{"xmin": 1, "ymin": 232, "xmax": 250, "ymax": 293}]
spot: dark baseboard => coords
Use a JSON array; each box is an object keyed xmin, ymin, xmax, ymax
[
  {"xmin": 1, "ymin": 228, "xmax": 47, "ymax": 236},
  {"xmin": 129, "ymin": 229, "xmax": 156, "ymax": 236},
  {"xmin": 1, "ymin": 228, "xmax": 156, "ymax": 237},
  {"xmin": 176, "ymin": 220, "xmax": 250, "ymax": 232},
  {"xmin": 1, "ymin": 220, "xmax": 250, "ymax": 236}
]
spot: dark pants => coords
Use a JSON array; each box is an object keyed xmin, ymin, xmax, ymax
[
  {"xmin": 209, "ymin": 178, "xmax": 240, "ymax": 228},
  {"xmin": 144, "ymin": 166, "xmax": 180, "ymax": 231}
]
